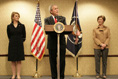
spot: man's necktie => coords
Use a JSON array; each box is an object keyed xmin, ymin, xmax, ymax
[{"xmin": 54, "ymin": 17, "xmax": 57, "ymax": 23}]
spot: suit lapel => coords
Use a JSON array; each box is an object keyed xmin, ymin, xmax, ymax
[
  {"xmin": 49, "ymin": 16, "xmax": 55, "ymax": 25},
  {"xmin": 56, "ymin": 16, "xmax": 62, "ymax": 22}
]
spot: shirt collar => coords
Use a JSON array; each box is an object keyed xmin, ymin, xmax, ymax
[{"xmin": 51, "ymin": 15, "xmax": 55, "ymax": 20}]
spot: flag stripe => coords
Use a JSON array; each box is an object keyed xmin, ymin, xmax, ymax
[
  {"xmin": 32, "ymin": 30, "xmax": 43, "ymax": 53},
  {"xmin": 31, "ymin": 33, "xmax": 44, "ymax": 55},
  {"xmin": 38, "ymin": 47, "xmax": 45, "ymax": 59},
  {"xmin": 31, "ymin": 24, "xmax": 39, "ymax": 42},
  {"xmin": 32, "ymin": 23, "xmax": 37, "ymax": 35},
  {"xmin": 31, "ymin": 26, "xmax": 41, "ymax": 46},
  {"xmin": 31, "ymin": 26, "xmax": 43, "ymax": 50},
  {"xmin": 36, "ymin": 38, "xmax": 45, "ymax": 57},
  {"xmin": 35, "ymin": 35, "xmax": 45, "ymax": 56}
]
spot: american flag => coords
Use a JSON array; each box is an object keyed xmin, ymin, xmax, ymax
[{"xmin": 31, "ymin": 2, "xmax": 45, "ymax": 60}]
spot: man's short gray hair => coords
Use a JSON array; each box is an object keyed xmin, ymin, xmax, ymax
[{"xmin": 49, "ymin": 5, "xmax": 56, "ymax": 12}]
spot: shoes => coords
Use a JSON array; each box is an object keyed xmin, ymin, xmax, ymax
[
  {"xmin": 10, "ymin": 76, "xmax": 16, "ymax": 79},
  {"xmin": 16, "ymin": 77, "xmax": 21, "ymax": 79},
  {"xmin": 96, "ymin": 76, "xmax": 100, "ymax": 79},
  {"xmin": 10, "ymin": 76, "xmax": 21, "ymax": 79},
  {"xmin": 102, "ymin": 76, "xmax": 106, "ymax": 79}
]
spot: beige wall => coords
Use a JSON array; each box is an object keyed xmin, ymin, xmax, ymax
[{"xmin": 0, "ymin": 0, "xmax": 118, "ymax": 76}]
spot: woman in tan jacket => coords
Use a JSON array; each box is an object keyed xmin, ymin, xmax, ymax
[{"xmin": 93, "ymin": 15, "xmax": 110, "ymax": 79}]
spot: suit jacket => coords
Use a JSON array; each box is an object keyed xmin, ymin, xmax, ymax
[
  {"xmin": 44, "ymin": 16, "xmax": 67, "ymax": 49},
  {"xmin": 93, "ymin": 26, "xmax": 110, "ymax": 49}
]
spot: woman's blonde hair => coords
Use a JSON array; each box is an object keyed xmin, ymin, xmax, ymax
[{"xmin": 11, "ymin": 12, "xmax": 20, "ymax": 21}]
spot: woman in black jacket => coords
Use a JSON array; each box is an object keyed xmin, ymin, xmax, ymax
[{"xmin": 7, "ymin": 12, "xmax": 26, "ymax": 79}]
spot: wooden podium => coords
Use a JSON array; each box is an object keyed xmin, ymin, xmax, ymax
[{"xmin": 45, "ymin": 22, "xmax": 73, "ymax": 79}]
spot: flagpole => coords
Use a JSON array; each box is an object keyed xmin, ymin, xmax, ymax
[
  {"xmin": 74, "ymin": 57, "xmax": 81, "ymax": 77},
  {"xmin": 74, "ymin": 0, "xmax": 81, "ymax": 78},
  {"xmin": 33, "ymin": 59, "xmax": 41, "ymax": 78}
]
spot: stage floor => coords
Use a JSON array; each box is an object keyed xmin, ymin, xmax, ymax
[{"xmin": 0, "ymin": 76, "xmax": 118, "ymax": 79}]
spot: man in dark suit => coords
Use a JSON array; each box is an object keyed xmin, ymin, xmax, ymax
[{"xmin": 44, "ymin": 5, "xmax": 66, "ymax": 79}]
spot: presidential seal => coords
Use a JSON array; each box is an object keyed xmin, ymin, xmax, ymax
[{"xmin": 53, "ymin": 22, "xmax": 65, "ymax": 33}]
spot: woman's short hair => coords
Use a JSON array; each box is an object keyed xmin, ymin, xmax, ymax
[
  {"xmin": 11, "ymin": 12, "xmax": 20, "ymax": 21},
  {"xmin": 97, "ymin": 15, "xmax": 106, "ymax": 22}
]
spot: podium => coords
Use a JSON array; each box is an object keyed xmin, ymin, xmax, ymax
[{"xmin": 45, "ymin": 22, "xmax": 73, "ymax": 79}]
